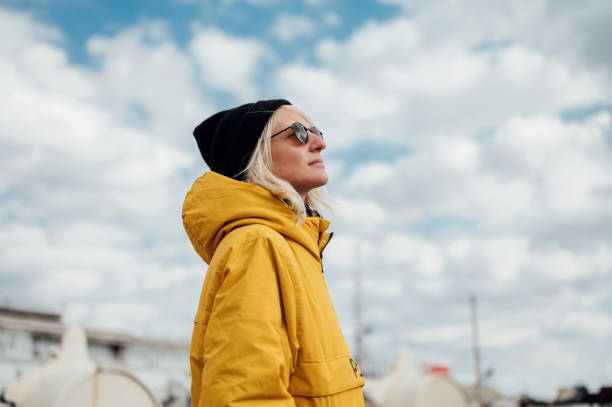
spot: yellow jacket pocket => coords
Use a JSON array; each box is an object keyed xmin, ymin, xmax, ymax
[{"xmin": 289, "ymin": 356, "xmax": 365, "ymax": 397}]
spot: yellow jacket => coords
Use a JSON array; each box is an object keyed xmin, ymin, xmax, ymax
[{"xmin": 182, "ymin": 172, "xmax": 365, "ymax": 407}]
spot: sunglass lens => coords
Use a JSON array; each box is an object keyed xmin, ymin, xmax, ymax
[
  {"xmin": 292, "ymin": 123, "xmax": 309, "ymax": 144},
  {"xmin": 310, "ymin": 126, "xmax": 323, "ymax": 139}
]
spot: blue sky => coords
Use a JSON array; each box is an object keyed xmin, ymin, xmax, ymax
[
  {"xmin": 1, "ymin": 0, "xmax": 612, "ymax": 401},
  {"xmin": 4, "ymin": 0, "xmax": 398, "ymax": 63}
]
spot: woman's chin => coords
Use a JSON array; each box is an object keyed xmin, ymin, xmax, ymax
[
  {"xmin": 309, "ymin": 166, "xmax": 328, "ymax": 185},
  {"xmin": 313, "ymin": 172, "xmax": 329, "ymax": 188},
  {"xmin": 293, "ymin": 173, "xmax": 328, "ymax": 194}
]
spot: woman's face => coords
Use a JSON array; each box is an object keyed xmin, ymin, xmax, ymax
[{"xmin": 270, "ymin": 107, "xmax": 328, "ymax": 198}]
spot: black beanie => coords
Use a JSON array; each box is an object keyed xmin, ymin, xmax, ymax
[{"xmin": 193, "ymin": 99, "xmax": 292, "ymax": 180}]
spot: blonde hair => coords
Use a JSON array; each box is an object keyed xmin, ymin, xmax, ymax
[{"xmin": 242, "ymin": 105, "xmax": 330, "ymax": 224}]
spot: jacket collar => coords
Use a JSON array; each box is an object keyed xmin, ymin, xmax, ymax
[{"xmin": 182, "ymin": 171, "xmax": 331, "ymax": 264}]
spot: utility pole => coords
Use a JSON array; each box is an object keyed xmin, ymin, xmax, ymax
[
  {"xmin": 354, "ymin": 243, "xmax": 364, "ymax": 367},
  {"xmin": 470, "ymin": 294, "xmax": 482, "ymax": 407}
]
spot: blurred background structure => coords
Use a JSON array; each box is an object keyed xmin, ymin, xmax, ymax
[
  {"xmin": 0, "ymin": 307, "xmax": 188, "ymax": 405},
  {"xmin": 1, "ymin": 0, "xmax": 611, "ymax": 403}
]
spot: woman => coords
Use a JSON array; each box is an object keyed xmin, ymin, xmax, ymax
[{"xmin": 182, "ymin": 99, "xmax": 365, "ymax": 406}]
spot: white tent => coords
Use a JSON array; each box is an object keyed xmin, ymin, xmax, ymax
[
  {"xmin": 365, "ymin": 348, "xmax": 469, "ymax": 407},
  {"xmin": 3, "ymin": 326, "xmax": 159, "ymax": 407}
]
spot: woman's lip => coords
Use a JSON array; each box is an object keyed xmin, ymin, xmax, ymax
[{"xmin": 309, "ymin": 159, "xmax": 324, "ymax": 165}]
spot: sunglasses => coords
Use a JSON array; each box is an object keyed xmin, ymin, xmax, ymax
[{"xmin": 271, "ymin": 122, "xmax": 324, "ymax": 144}]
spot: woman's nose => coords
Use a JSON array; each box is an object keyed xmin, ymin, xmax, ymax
[{"xmin": 309, "ymin": 132, "xmax": 326, "ymax": 151}]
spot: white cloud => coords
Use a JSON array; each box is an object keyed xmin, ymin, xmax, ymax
[
  {"xmin": 531, "ymin": 341, "xmax": 578, "ymax": 367},
  {"xmin": 280, "ymin": 13, "xmax": 610, "ymax": 148},
  {"xmin": 378, "ymin": 0, "xmax": 612, "ymax": 81},
  {"xmin": 0, "ymin": 8, "xmax": 205, "ymax": 337},
  {"xmin": 0, "ymin": 7, "xmax": 63, "ymax": 55},
  {"xmin": 482, "ymin": 237, "xmax": 529, "ymax": 282},
  {"xmin": 323, "ymin": 12, "xmax": 341, "ymax": 27},
  {"xmin": 271, "ymin": 13, "xmax": 316, "ymax": 43},
  {"xmin": 87, "ymin": 21, "xmax": 208, "ymax": 146},
  {"xmin": 338, "ymin": 112, "xmax": 612, "ymax": 237},
  {"xmin": 560, "ymin": 312, "xmax": 612, "ymax": 338},
  {"xmin": 411, "ymin": 275, "xmax": 449, "ymax": 296},
  {"xmin": 447, "ymin": 237, "xmax": 471, "ymax": 259},
  {"xmin": 381, "ymin": 234, "xmax": 444, "ymax": 276},
  {"xmin": 334, "ymin": 197, "xmax": 387, "ymax": 230},
  {"xmin": 480, "ymin": 323, "xmax": 540, "ymax": 347},
  {"xmin": 55, "ymin": 221, "xmax": 140, "ymax": 247},
  {"xmin": 409, "ymin": 324, "xmax": 469, "ymax": 344},
  {"xmin": 345, "ymin": 162, "xmax": 394, "ymax": 190},
  {"xmin": 274, "ymin": 64, "xmax": 398, "ymax": 148},
  {"xmin": 435, "ymin": 138, "xmax": 479, "ymax": 172},
  {"xmin": 189, "ymin": 27, "xmax": 270, "ymax": 99},
  {"xmin": 324, "ymin": 235, "xmax": 374, "ymax": 274}
]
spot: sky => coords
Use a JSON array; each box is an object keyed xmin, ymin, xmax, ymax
[{"xmin": 1, "ymin": 0, "xmax": 611, "ymax": 400}]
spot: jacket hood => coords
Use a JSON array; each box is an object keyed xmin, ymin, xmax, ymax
[{"xmin": 182, "ymin": 171, "xmax": 331, "ymax": 264}]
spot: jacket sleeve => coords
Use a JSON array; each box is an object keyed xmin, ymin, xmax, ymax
[{"xmin": 193, "ymin": 231, "xmax": 297, "ymax": 407}]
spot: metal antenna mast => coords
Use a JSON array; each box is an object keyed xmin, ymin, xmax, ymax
[{"xmin": 470, "ymin": 294, "xmax": 483, "ymax": 407}]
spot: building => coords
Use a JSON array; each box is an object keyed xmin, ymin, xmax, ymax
[{"xmin": 0, "ymin": 306, "xmax": 190, "ymax": 405}]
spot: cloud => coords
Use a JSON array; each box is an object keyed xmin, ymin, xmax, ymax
[
  {"xmin": 480, "ymin": 323, "xmax": 541, "ymax": 347},
  {"xmin": 321, "ymin": 106, "xmax": 611, "ymax": 395},
  {"xmin": 333, "ymin": 196, "xmax": 388, "ymax": 234},
  {"xmin": 86, "ymin": 21, "xmax": 209, "ymax": 147},
  {"xmin": 531, "ymin": 341, "xmax": 578, "ymax": 367},
  {"xmin": 274, "ymin": 13, "xmax": 609, "ymax": 151},
  {"xmin": 274, "ymin": 63, "xmax": 398, "ymax": 149},
  {"xmin": 560, "ymin": 312, "xmax": 612, "ymax": 338},
  {"xmin": 409, "ymin": 323, "xmax": 469, "ymax": 344},
  {"xmin": 381, "ymin": 234, "xmax": 444, "ymax": 276},
  {"xmin": 379, "ymin": 0, "xmax": 612, "ymax": 76},
  {"xmin": 323, "ymin": 12, "xmax": 341, "ymax": 27},
  {"xmin": 338, "ymin": 113, "xmax": 612, "ymax": 237},
  {"xmin": 189, "ymin": 27, "xmax": 271, "ymax": 99},
  {"xmin": 0, "ymin": 8, "xmax": 207, "ymax": 338},
  {"xmin": 271, "ymin": 13, "xmax": 316, "ymax": 43}
]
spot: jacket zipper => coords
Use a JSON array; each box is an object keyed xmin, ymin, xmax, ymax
[{"xmin": 319, "ymin": 232, "xmax": 333, "ymax": 273}]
